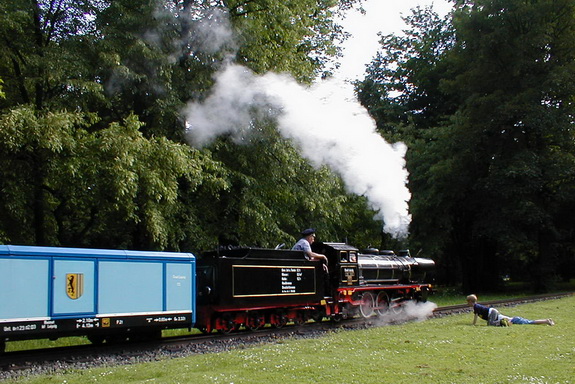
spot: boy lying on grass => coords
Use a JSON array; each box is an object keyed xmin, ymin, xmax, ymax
[{"xmin": 466, "ymin": 294, "xmax": 555, "ymax": 327}]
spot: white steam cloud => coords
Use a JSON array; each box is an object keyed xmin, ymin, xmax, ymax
[
  {"xmin": 184, "ymin": 64, "xmax": 412, "ymax": 238},
  {"xmin": 184, "ymin": 8, "xmax": 236, "ymax": 55},
  {"xmin": 377, "ymin": 301, "xmax": 438, "ymax": 325}
]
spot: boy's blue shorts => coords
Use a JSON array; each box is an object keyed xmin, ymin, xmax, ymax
[{"xmin": 511, "ymin": 316, "xmax": 534, "ymax": 325}]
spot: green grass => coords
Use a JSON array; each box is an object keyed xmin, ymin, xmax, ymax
[
  {"xmin": 5, "ymin": 295, "xmax": 573, "ymax": 384},
  {"xmin": 3, "ymin": 337, "xmax": 91, "ymax": 352}
]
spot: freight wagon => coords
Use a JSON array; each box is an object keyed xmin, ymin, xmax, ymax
[{"xmin": 0, "ymin": 245, "xmax": 196, "ymax": 352}]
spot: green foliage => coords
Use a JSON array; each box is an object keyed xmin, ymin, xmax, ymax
[
  {"xmin": 439, "ymin": 0, "xmax": 575, "ymax": 291},
  {"xmin": 0, "ymin": 106, "xmax": 228, "ymax": 250},
  {"xmin": 230, "ymin": 0, "xmax": 347, "ymax": 82},
  {"xmin": 356, "ymin": 5, "xmax": 455, "ymax": 139},
  {"xmin": 0, "ymin": 106, "xmax": 88, "ymax": 245},
  {"xmin": 0, "ymin": 0, "xmax": 378, "ymax": 252}
]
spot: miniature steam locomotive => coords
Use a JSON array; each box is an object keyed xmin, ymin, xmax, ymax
[
  {"xmin": 195, "ymin": 242, "xmax": 434, "ymax": 333},
  {"xmin": 0, "ymin": 242, "xmax": 434, "ymax": 351}
]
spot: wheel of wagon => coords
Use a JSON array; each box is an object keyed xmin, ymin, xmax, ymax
[
  {"xmin": 293, "ymin": 311, "xmax": 307, "ymax": 326},
  {"xmin": 359, "ymin": 291, "xmax": 375, "ymax": 318},
  {"xmin": 107, "ymin": 333, "xmax": 129, "ymax": 344},
  {"xmin": 217, "ymin": 314, "xmax": 237, "ymax": 334},
  {"xmin": 330, "ymin": 313, "xmax": 343, "ymax": 323},
  {"xmin": 270, "ymin": 312, "xmax": 288, "ymax": 329},
  {"xmin": 88, "ymin": 334, "xmax": 105, "ymax": 345},
  {"xmin": 246, "ymin": 312, "xmax": 265, "ymax": 331},
  {"xmin": 131, "ymin": 329, "xmax": 163, "ymax": 342},
  {"xmin": 311, "ymin": 309, "xmax": 324, "ymax": 323},
  {"xmin": 376, "ymin": 291, "xmax": 390, "ymax": 317}
]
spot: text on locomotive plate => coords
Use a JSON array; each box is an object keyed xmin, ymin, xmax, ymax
[{"xmin": 232, "ymin": 265, "xmax": 316, "ymax": 297}]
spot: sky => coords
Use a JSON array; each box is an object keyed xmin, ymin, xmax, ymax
[{"xmin": 337, "ymin": 0, "xmax": 453, "ymax": 81}]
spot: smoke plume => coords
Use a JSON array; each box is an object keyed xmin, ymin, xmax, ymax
[
  {"xmin": 184, "ymin": 64, "xmax": 412, "ymax": 238},
  {"xmin": 377, "ymin": 301, "xmax": 438, "ymax": 325}
]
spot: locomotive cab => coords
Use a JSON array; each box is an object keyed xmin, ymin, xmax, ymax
[{"xmin": 312, "ymin": 242, "xmax": 360, "ymax": 293}]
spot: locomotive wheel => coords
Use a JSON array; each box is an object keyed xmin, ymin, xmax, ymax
[
  {"xmin": 246, "ymin": 312, "xmax": 265, "ymax": 331},
  {"xmin": 217, "ymin": 315, "xmax": 237, "ymax": 334},
  {"xmin": 311, "ymin": 309, "xmax": 324, "ymax": 323},
  {"xmin": 292, "ymin": 311, "xmax": 306, "ymax": 326},
  {"xmin": 359, "ymin": 291, "xmax": 375, "ymax": 318},
  {"xmin": 270, "ymin": 312, "xmax": 288, "ymax": 328},
  {"xmin": 376, "ymin": 291, "xmax": 390, "ymax": 317},
  {"xmin": 390, "ymin": 297, "xmax": 404, "ymax": 314}
]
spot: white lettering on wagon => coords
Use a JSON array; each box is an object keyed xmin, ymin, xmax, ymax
[
  {"xmin": 41, "ymin": 320, "xmax": 57, "ymax": 330},
  {"xmin": 145, "ymin": 316, "xmax": 186, "ymax": 323},
  {"xmin": 75, "ymin": 318, "xmax": 100, "ymax": 329},
  {"xmin": 3, "ymin": 324, "xmax": 37, "ymax": 332}
]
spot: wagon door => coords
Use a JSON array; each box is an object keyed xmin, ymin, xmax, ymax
[{"xmin": 52, "ymin": 259, "xmax": 96, "ymax": 316}]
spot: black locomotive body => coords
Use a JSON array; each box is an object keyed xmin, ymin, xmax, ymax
[
  {"xmin": 357, "ymin": 248, "xmax": 435, "ymax": 285},
  {"xmin": 196, "ymin": 243, "xmax": 435, "ymax": 333}
]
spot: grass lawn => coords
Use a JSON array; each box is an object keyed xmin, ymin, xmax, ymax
[{"xmin": 5, "ymin": 295, "xmax": 573, "ymax": 384}]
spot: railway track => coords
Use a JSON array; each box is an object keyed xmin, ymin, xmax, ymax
[
  {"xmin": 431, "ymin": 292, "xmax": 573, "ymax": 317},
  {"xmin": 1, "ymin": 292, "xmax": 572, "ymax": 379}
]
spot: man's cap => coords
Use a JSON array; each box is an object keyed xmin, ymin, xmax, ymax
[{"xmin": 301, "ymin": 228, "xmax": 316, "ymax": 236}]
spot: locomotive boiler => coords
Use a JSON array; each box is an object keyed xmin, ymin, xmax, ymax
[{"xmin": 357, "ymin": 249, "xmax": 435, "ymax": 285}]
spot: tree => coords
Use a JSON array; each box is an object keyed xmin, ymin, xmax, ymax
[
  {"xmin": 186, "ymin": 111, "xmax": 383, "ymax": 249},
  {"xmin": 1, "ymin": 0, "xmax": 380, "ymax": 252},
  {"xmin": 357, "ymin": 6, "xmax": 460, "ymax": 283},
  {"xmin": 0, "ymin": 107, "xmax": 228, "ymax": 250},
  {"xmin": 0, "ymin": 0, "xmax": 108, "ymax": 111},
  {"xmin": 356, "ymin": 6, "xmax": 456, "ymax": 139},
  {"xmin": 230, "ymin": 0, "xmax": 351, "ymax": 82},
  {"xmin": 443, "ymin": 0, "xmax": 575, "ymax": 291},
  {"xmin": 359, "ymin": 0, "xmax": 575, "ymax": 291}
]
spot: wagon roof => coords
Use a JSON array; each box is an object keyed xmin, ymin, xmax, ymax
[{"xmin": 0, "ymin": 244, "xmax": 195, "ymax": 261}]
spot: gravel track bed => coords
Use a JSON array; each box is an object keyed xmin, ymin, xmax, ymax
[{"xmin": 0, "ymin": 322, "xmax": 367, "ymax": 381}]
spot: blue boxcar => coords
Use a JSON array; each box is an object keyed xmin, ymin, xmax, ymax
[{"xmin": 0, "ymin": 245, "xmax": 196, "ymax": 350}]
